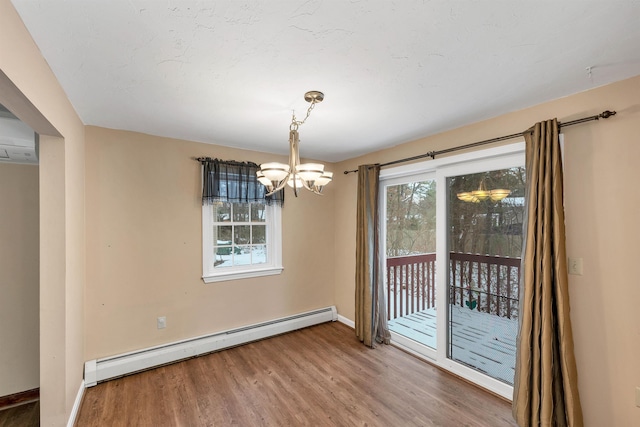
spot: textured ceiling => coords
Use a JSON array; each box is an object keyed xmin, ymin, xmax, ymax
[{"xmin": 10, "ymin": 0, "xmax": 640, "ymax": 162}]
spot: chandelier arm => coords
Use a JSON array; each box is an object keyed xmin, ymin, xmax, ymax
[
  {"xmin": 265, "ymin": 172, "xmax": 290, "ymax": 196},
  {"xmin": 290, "ymin": 130, "xmax": 300, "ymax": 195},
  {"xmin": 290, "ymin": 129, "xmax": 320, "ymax": 193},
  {"xmin": 290, "ymin": 130, "xmax": 300, "ymax": 166},
  {"xmin": 299, "ymin": 176, "xmax": 316, "ymax": 192}
]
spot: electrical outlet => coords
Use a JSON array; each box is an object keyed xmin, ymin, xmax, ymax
[
  {"xmin": 157, "ymin": 316, "xmax": 166, "ymax": 329},
  {"xmin": 568, "ymin": 257, "xmax": 583, "ymax": 275}
]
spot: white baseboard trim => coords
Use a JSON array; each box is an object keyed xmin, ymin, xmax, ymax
[
  {"xmin": 337, "ymin": 314, "xmax": 355, "ymax": 328},
  {"xmin": 85, "ymin": 306, "xmax": 337, "ymax": 387},
  {"xmin": 67, "ymin": 380, "xmax": 85, "ymax": 427}
]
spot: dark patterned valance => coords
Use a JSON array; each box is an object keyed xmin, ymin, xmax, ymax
[{"xmin": 199, "ymin": 158, "xmax": 284, "ymax": 207}]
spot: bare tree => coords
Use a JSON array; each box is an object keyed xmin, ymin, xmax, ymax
[{"xmin": 386, "ymin": 180, "xmax": 436, "ymax": 257}]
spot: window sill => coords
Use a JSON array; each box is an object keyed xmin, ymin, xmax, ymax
[{"xmin": 202, "ymin": 266, "xmax": 283, "ymax": 283}]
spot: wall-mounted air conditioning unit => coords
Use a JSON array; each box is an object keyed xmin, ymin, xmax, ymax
[{"xmin": 0, "ymin": 116, "xmax": 38, "ymax": 164}]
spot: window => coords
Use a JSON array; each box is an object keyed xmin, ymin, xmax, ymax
[
  {"xmin": 202, "ymin": 201, "xmax": 282, "ymax": 282},
  {"xmin": 199, "ymin": 157, "xmax": 284, "ymax": 283}
]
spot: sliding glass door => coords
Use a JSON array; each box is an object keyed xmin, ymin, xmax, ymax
[
  {"xmin": 384, "ymin": 174, "xmax": 437, "ymax": 350},
  {"xmin": 381, "ymin": 143, "xmax": 524, "ymax": 398},
  {"xmin": 446, "ymin": 167, "xmax": 525, "ymax": 386}
]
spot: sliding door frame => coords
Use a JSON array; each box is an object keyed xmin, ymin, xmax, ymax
[
  {"xmin": 380, "ymin": 141, "xmax": 525, "ymax": 400},
  {"xmin": 380, "ymin": 170, "xmax": 437, "ymax": 360}
]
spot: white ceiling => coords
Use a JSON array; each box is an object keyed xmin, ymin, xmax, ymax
[{"xmin": 10, "ymin": 1, "xmax": 640, "ymax": 162}]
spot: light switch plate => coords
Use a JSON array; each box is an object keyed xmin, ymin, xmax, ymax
[
  {"xmin": 157, "ymin": 316, "xmax": 166, "ymax": 329},
  {"xmin": 568, "ymin": 257, "xmax": 583, "ymax": 275},
  {"xmin": 636, "ymin": 387, "xmax": 640, "ymax": 408}
]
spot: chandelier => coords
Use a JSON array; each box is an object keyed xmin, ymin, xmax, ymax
[
  {"xmin": 257, "ymin": 91, "xmax": 333, "ymax": 196},
  {"xmin": 456, "ymin": 179, "xmax": 510, "ymax": 203}
]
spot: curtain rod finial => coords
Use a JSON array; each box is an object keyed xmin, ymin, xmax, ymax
[{"xmin": 600, "ymin": 110, "xmax": 616, "ymax": 119}]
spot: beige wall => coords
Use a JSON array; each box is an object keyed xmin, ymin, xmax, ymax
[
  {"xmin": 84, "ymin": 126, "xmax": 335, "ymax": 359},
  {"xmin": 0, "ymin": 163, "xmax": 39, "ymax": 397},
  {"xmin": 333, "ymin": 74, "xmax": 640, "ymax": 426},
  {"xmin": 0, "ymin": 1, "xmax": 86, "ymax": 425},
  {"xmin": 3, "ymin": 0, "xmax": 639, "ymax": 424}
]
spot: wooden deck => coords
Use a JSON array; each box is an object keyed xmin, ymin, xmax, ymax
[{"xmin": 388, "ymin": 306, "xmax": 517, "ymax": 385}]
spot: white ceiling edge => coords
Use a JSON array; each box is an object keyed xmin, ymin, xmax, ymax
[{"xmin": 9, "ymin": 0, "xmax": 640, "ymax": 162}]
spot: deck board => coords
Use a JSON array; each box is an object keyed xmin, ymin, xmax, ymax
[{"xmin": 388, "ymin": 306, "xmax": 517, "ymax": 384}]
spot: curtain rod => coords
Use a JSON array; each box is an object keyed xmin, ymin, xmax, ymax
[
  {"xmin": 343, "ymin": 110, "xmax": 616, "ymax": 174},
  {"xmin": 193, "ymin": 157, "xmax": 260, "ymax": 167}
]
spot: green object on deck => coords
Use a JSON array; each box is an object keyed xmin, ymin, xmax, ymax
[{"xmin": 465, "ymin": 300, "xmax": 477, "ymax": 310}]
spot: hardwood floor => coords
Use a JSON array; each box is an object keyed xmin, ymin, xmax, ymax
[
  {"xmin": 0, "ymin": 401, "xmax": 39, "ymax": 427},
  {"xmin": 76, "ymin": 322, "xmax": 517, "ymax": 426},
  {"xmin": 0, "ymin": 388, "xmax": 39, "ymax": 411}
]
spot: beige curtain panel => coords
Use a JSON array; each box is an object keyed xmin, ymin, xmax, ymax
[
  {"xmin": 512, "ymin": 119, "xmax": 583, "ymax": 426},
  {"xmin": 355, "ymin": 164, "xmax": 390, "ymax": 348}
]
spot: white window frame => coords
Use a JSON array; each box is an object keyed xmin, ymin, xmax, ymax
[{"xmin": 202, "ymin": 202, "xmax": 283, "ymax": 283}]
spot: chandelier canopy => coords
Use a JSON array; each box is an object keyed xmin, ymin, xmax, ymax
[{"xmin": 257, "ymin": 91, "xmax": 332, "ymax": 197}]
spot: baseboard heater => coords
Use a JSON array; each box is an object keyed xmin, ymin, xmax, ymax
[{"xmin": 84, "ymin": 306, "xmax": 337, "ymax": 387}]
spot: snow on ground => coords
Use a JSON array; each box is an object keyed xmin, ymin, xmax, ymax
[
  {"xmin": 388, "ymin": 306, "xmax": 517, "ymax": 385},
  {"xmin": 214, "ymin": 247, "xmax": 266, "ymax": 268}
]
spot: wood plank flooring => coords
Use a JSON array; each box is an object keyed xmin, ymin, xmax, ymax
[
  {"xmin": 0, "ymin": 388, "xmax": 39, "ymax": 411},
  {"xmin": 0, "ymin": 401, "xmax": 39, "ymax": 427},
  {"xmin": 76, "ymin": 321, "xmax": 516, "ymax": 426}
]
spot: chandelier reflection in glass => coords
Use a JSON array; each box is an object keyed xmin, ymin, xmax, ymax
[
  {"xmin": 456, "ymin": 179, "xmax": 510, "ymax": 203},
  {"xmin": 257, "ymin": 91, "xmax": 333, "ymax": 197}
]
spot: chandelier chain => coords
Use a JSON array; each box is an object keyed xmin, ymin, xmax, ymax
[{"xmin": 290, "ymin": 101, "xmax": 317, "ymax": 131}]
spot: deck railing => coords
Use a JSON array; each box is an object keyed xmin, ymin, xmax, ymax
[
  {"xmin": 386, "ymin": 252, "xmax": 521, "ymax": 321},
  {"xmin": 386, "ymin": 253, "xmax": 436, "ymax": 321},
  {"xmin": 449, "ymin": 252, "xmax": 521, "ymax": 320}
]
